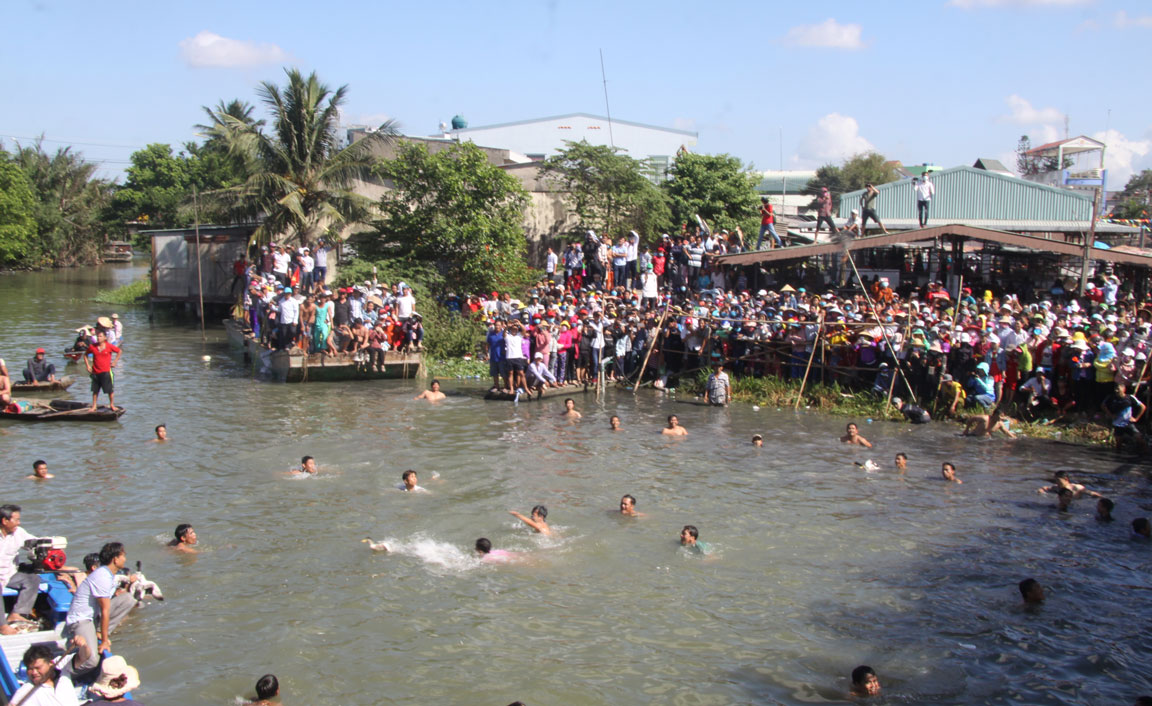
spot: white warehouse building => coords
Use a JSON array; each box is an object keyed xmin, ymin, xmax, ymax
[{"xmin": 437, "ymin": 112, "xmax": 698, "ymax": 178}]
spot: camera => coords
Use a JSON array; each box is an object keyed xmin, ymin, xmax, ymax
[{"xmin": 19, "ymin": 536, "xmax": 68, "ymax": 572}]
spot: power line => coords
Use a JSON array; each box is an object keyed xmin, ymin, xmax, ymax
[{"xmin": 0, "ymin": 133, "xmax": 148, "ymax": 149}]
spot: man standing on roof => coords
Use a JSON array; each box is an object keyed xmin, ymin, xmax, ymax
[
  {"xmin": 860, "ymin": 183, "xmax": 889, "ymax": 235},
  {"xmin": 814, "ymin": 187, "xmax": 839, "ymax": 237},
  {"xmin": 757, "ymin": 196, "xmax": 783, "ymax": 249},
  {"xmin": 914, "ymin": 173, "xmax": 935, "ymax": 228}
]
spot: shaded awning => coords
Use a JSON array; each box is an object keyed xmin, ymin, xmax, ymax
[{"xmin": 714, "ymin": 224, "xmax": 1152, "ymax": 268}]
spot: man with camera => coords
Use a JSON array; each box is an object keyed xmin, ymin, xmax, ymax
[{"xmin": 0, "ymin": 504, "xmax": 51, "ymax": 634}]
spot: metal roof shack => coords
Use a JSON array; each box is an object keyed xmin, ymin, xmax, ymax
[{"xmin": 146, "ymin": 225, "xmax": 254, "ymax": 305}]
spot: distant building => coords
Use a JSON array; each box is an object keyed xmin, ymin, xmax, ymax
[
  {"xmin": 1021, "ymin": 135, "xmax": 1107, "ymax": 203},
  {"xmin": 434, "ymin": 112, "xmax": 698, "ymax": 179},
  {"xmin": 754, "ymin": 170, "xmax": 816, "ymax": 216},
  {"xmin": 972, "ymin": 157, "xmax": 1013, "ymax": 177}
]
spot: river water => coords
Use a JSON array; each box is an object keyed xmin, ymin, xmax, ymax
[{"xmin": 2, "ymin": 263, "xmax": 1151, "ymax": 705}]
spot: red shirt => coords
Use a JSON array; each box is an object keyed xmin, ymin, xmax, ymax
[
  {"xmin": 87, "ymin": 343, "xmax": 120, "ymax": 374},
  {"xmin": 760, "ymin": 203, "xmax": 774, "ymax": 225}
]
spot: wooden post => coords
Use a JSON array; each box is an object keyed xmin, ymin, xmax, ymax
[
  {"xmin": 794, "ymin": 317, "xmax": 824, "ymax": 410},
  {"xmin": 885, "ymin": 312, "xmax": 913, "ymax": 411},
  {"xmin": 1079, "ymin": 189, "xmax": 1100, "ymax": 295},
  {"xmin": 193, "ymin": 187, "xmax": 206, "ymax": 342},
  {"xmin": 633, "ymin": 301, "xmax": 672, "ymax": 393},
  {"xmin": 844, "ymin": 248, "xmax": 918, "ymax": 403}
]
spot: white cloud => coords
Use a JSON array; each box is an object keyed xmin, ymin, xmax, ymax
[
  {"xmin": 1114, "ymin": 10, "xmax": 1152, "ymax": 28},
  {"xmin": 1092, "ymin": 128, "xmax": 1152, "ymax": 188},
  {"xmin": 179, "ymin": 31, "xmax": 289, "ymax": 69},
  {"xmin": 792, "ymin": 113, "xmax": 874, "ymax": 167},
  {"xmin": 781, "ymin": 19, "xmax": 866, "ymax": 50},
  {"xmin": 950, "ymin": 0, "xmax": 1089, "ymax": 8},
  {"xmin": 1001, "ymin": 94, "xmax": 1063, "ymax": 126}
]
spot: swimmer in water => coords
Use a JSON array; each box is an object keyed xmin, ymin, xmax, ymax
[
  {"xmin": 850, "ymin": 665, "xmax": 880, "ymax": 697},
  {"xmin": 662, "ymin": 414, "xmax": 688, "ymax": 436},
  {"xmin": 509, "ymin": 505, "xmax": 552, "ymax": 535},
  {"xmin": 1037, "ymin": 471, "xmax": 1101, "ymax": 499},
  {"xmin": 167, "ymin": 524, "xmax": 198, "ymax": 553},
  {"xmin": 397, "ymin": 470, "xmax": 425, "ymax": 492},
  {"xmin": 963, "ymin": 406, "xmax": 1017, "ymax": 438},
  {"xmin": 560, "ymin": 398, "xmax": 582, "ymax": 419},
  {"xmin": 679, "ymin": 524, "xmax": 710, "ymax": 555},
  {"xmin": 152, "ymin": 424, "xmax": 168, "ymax": 442},
  {"xmin": 894, "ymin": 452, "xmax": 907, "ymax": 472},
  {"xmin": 413, "ymin": 380, "xmax": 446, "ymax": 402},
  {"xmin": 27, "ymin": 460, "xmax": 54, "ymax": 480},
  {"xmin": 475, "ymin": 538, "xmax": 516, "ymax": 562},
  {"xmin": 752, "ymin": 434, "xmax": 763, "ymax": 447},
  {"xmin": 619, "ymin": 494, "xmax": 643, "ymax": 517},
  {"xmin": 1019, "ymin": 577, "xmax": 1045, "ymax": 605},
  {"xmin": 610, "ymin": 415, "xmax": 621, "ymax": 431},
  {"xmin": 287, "ymin": 455, "xmax": 318, "ymax": 476},
  {"xmin": 247, "ymin": 674, "xmax": 279, "ymax": 706},
  {"xmin": 1132, "ymin": 517, "xmax": 1151, "ymax": 539},
  {"xmin": 1096, "ymin": 497, "xmax": 1114, "ymax": 522},
  {"xmin": 840, "ymin": 423, "xmax": 872, "ymax": 448},
  {"xmin": 940, "ymin": 462, "xmax": 962, "ymax": 484}
]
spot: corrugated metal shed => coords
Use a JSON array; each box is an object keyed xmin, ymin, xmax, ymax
[
  {"xmin": 147, "ymin": 225, "xmax": 254, "ymax": 304},
  {"xmin": 857, "ymin": 218, "xmax": 1137, "ymax": 234},
  {"xmin": 837, "ymin": 166, "xmax": 1092, "ymax": 222}
]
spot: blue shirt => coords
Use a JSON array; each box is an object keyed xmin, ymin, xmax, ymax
[{"xmin": 487, "ymin": 330, "xmax": 506, "ymax": 363}]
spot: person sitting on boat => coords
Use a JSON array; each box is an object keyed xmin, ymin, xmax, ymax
[
  {"xmin": 0, "ymin": 504, "xmax": 51, "ymax": 635},
  {"xmin": 21, "ymin": 347, "xmax": 57, "ymax": 384},
  {"xmin": 9, "ymin": 644, "xmax": 80, "ymax": 706},
  {"xmin": 0, "ymin": 358, "xmax": 12, "ymax": 410},
  {"xmin": 63, "ymin": 542, "xmax": 140, "ymax": 671},
  {"xmin": 83, "ymin": 652, "xmax": 141, "ymax": 704}
]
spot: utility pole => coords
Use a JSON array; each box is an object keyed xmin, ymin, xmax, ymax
[{"xmin": 1079, "ymin": 188, "xmax": 1100, "ymax": 294}]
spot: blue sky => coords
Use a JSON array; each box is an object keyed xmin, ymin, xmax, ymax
[{"xmin": 3, "ymin": 0, "xmax": 1149, "ymax": 186}]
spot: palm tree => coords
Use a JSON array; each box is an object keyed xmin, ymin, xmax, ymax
[{"xmin": 205, "ymin": 69, "xmax": 397, "ymax": 245}]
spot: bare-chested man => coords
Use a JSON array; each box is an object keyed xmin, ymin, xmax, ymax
[
  {"xmin": 560, "ymin": 398, "xmax": 582, "ymax": 419},
  {"xmin": 414, "ymin": 380, "xmax": 446, "ymax": 402},
  {"xmin": 840, "ymin": 422, "xmax": 872, "ymax": 448},
  {"xmin": 286, "ymin": 455, "xmax": 318, "ymax": 477},
  {"xmin": 940, "ymin": 462, "xmax": 963, "ymax": 484},
  {"xmin": 509, "ymin": 505, "xmax": 552, "ymax": 535},
  {"xmin": 619, "ymin": 494, "xmax": 643, "ymax": 517},
  {"xmin": 609, "ymin": 415, "xmax": 621, "ymax": 431},
  {"xmin": 167, "ymin": 524, "xmax": 199, "ymax": 553},
  {"xmin": 27, "ymin": 460, "xmax": 54, "ymax": 480},
  {"xmin": 963, "ymin": 407, "xmax": 1016, "ymax": 438},
  {"xmin": 662, "ymin": 414, "xmax": 688, "ymax": 436},
  {"xmin": 1037, "ymin": 471, "xmax": 1100, "ymax": 499},
  {"xmin": 152, "ymin": 424, "xmax": 168, "ymax": 442}
]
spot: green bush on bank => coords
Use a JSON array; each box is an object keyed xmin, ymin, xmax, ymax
[{"xmin": 92, "ymin": 276, "xmax": 150, "ymax": 305}]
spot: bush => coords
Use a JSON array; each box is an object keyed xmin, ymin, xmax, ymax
[{"xmin": 92, "ymin": 276, "xmax": 150, "ymax": 305}]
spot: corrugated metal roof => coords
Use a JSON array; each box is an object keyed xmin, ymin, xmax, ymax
[
  {"xmin": 755, "ymin": 172, "xmax": 816, "ymax": 193},
  {"xmin": 855, "ymin": 218, "xmax": 1138, "ymax": 234},
  {"xmin": 837, "ymin": 166, "xmax": 1092, "ymax": 221},
  {"xmin": 714, "ymin": 225, "xmax": 1152, "ymax": 268}
]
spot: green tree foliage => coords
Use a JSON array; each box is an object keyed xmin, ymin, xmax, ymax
[
  {"xmin": 543, "ymin": 140, "xmax": 670, "ymax": 239},
  {"xmin": 352, "ymin": 141, "xmax": 532, "ymax": 293},
  {"xmin": 10, "ymin": 141, "xmax": 114, "ymax": 266},
  {"xmin": 0, "ymin": 157, "xmax": 37, "ymax": 266},
  {"xmin": 202, "ymin": 68, "xmax": 397, "ymax": 246},
  {"xmin": 1110, "ymin": 169, "xmax": 1152, "ymax": 219},
  {"xmin": 803, "ymin": 152, "xmax": 898, "ymax": 211},
  {"xmin": 108, "ymin": 143, "xmax": 196, "ymax": 229},
  {"xmin": 662, "ymin": 152, "xmax": 759, "ymax": 234},
  {"xmin": 1015, "ymin": 134, "xmax": 1071, "ymax": 176}
]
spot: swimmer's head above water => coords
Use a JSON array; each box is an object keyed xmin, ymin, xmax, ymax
[
  {"xmin": 620, "ymin": 494, "xmax": 637, "ymax": 515},
  {"xmin": 475, "ymin": 538, "xmax": 492, "ymax": 555},
  {"xmin": 401, "ymin": 470, "xmax": 418, "ymax": 490},
  {"xmin": 895, "ymin": 452, "xmax": 907, "ymax": 470},
  {"xmin": 610, "ymin": 415, "xmax": 621, "ymax": 430},
  {"xmin": 850, "ymin": 665, "xmax": 880, "ymax": 696},
  {"xmin": 751, "ymin": 434, "xmax": 763, "ymax": 447},
  {"xmin": 1019, "ymin": 577, "xmax": 1045, "ymax": 604},
  {"xmin": 680, "ymin": 525, "xmax": 698, "ymax": 546},
  {"xmin": 300, "ymin": 456, "xmax": 317, "ymax": 474}
]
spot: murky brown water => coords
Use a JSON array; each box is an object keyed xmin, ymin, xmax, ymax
[{"xmin": 2, "ymin": 264, "xmax": 1151, "ymax": 705}]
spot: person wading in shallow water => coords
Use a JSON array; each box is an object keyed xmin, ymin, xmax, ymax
[
  {"xmin": 662, "ymin": 414, "xmax": 687, "ymax": 436},
  {"xmin": 840, "ymin": 423, "xmax": 872, "ymax": 448}
]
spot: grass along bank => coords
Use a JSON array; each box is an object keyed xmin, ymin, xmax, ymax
[
  {"xmin": 91, "ymin": 276, "xmax": 149, "ymax": 305},
  {"xmin": 682, "ymin": 372, "xmax": 1117, "ymax": 447}
]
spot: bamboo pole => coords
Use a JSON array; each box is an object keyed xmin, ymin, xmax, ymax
[
  {"xmin": 633, "ymin": 300, "xmax": 672, "ymax": 393},
  {"xmin": 793, "ymin": 316, "xmax": 824, "ymax": 409},
  {"xmin": 885, "ymin": 312, "xmax": 914, "ymax": 410},
  {"xmin": 193, "ymin": 187, "xmax": 206, "ymax": 342},
  {"xmin": 843, "ymin": 249, "xmax": 918, "ymax": 403}
]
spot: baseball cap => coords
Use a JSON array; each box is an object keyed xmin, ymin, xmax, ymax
[{"xmin": 35, "ymin": 347, "xmax": 46, "ymax": 354}]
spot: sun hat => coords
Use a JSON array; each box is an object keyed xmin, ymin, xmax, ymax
[
  {"xmin": 88, "ymin": 655, "xmax": 140, "ymax": 699},
  {"xmin": 111, "ymin": 313, "xmax": 119, "ymax": 319},
  {"xmin": 97, "ymin": 316, "xmax": 113, "ymax": 328}
]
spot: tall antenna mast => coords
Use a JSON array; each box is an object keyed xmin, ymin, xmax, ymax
[{"xmin": 600, "ymin": 49, "xmax": 615, "ymax": 149}]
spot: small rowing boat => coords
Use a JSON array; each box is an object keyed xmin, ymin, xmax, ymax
[
  {"xmin": 1, "ymin": 399, "xmax": 125, "ymax": 422},
  {"xmin": 10, "ymin": 376, "xmax": 75, "ymax": 394},
  {"xmin": 63, "ymin": 348, "xmax": 85, "ymax": 361}
]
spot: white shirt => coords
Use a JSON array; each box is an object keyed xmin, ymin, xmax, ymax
[
  {"xmin": 302, "ymin": 255, "xmax": 315, "ymax": 273},
  {"xmin": 278, "ymin": 295, "xmax": 300, "ymax": 325},
  {"xmin": 915, "ymin": 179, "xmax": 935, "ymax": 201},
  {"xmin": 625, "ymin": 233, "xmax": 639, "ymax": 261},
  {"xmin": 397, "ymin": 293, "xmax": 416, "ymax": 319},
  {"xmin": 314, "ymin": 246, "xmax": 330, "ymax": 268},
  {"xmin": 642, "ymin": 272, "xmax": 658, "ymax": 298},
  {"xmin": 545, "ymin": 251, "xmax": 558, "ymax": 273},
  {"xmin": 272, "ymin": 252, "xmax": 289, "ymax": 274},
  {"xmin": 0, "ymin": 525, "xmax": 36, "ymax": 587},
  {"xmin": 9, "ymin": 673, "xmax": 79, "ymax": 706},
  {"xmin": 504, "ymin": 332, "xmax": 525, "ymax": 360},
  {"xmin": 66, "ymin": 565, "xmax": 116, "ymax": 625},
  {"xmin": 1020, "ymin": 376, "xmax": 1050, "ymax": 398}
]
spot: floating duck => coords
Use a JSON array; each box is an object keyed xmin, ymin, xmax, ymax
[{"xmin": 362, "ymin": 537, "xmax": 389, "ymax": 552}]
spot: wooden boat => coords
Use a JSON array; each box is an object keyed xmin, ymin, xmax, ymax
[
  {"xmin": 1, "ymin": 398, "xmax": 125, "ymax": 422},
  {"xmin": 102, "ymin": 240, "xmax": 134, "ymax": 262},
  {"xmin": 63, "ymin": 348, "xmax": 86, "ymax": 361},
  {"xmin": 10, "ymin": 375, "xmax": 75, "ymax": 394}
]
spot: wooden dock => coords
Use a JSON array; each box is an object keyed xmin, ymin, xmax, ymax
[{"xmin": 223, "ymin": 319, "xmax": 423, "ymax": 382}]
